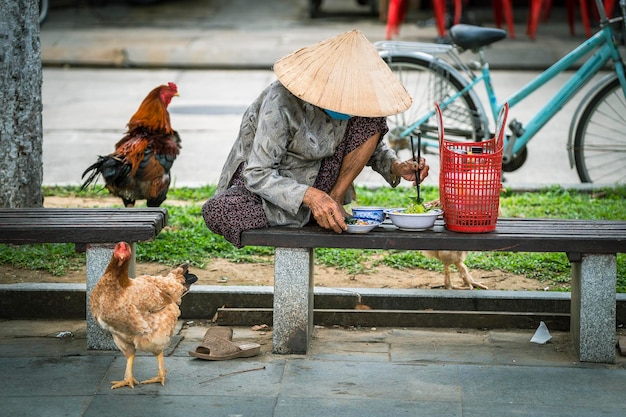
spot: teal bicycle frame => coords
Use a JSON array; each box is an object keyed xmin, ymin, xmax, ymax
[{"xmin": 401, "ymin": 2, "xmax": 626, "ymax": 164}]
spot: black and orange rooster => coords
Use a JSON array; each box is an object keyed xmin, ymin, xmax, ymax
[{"xmin": 81, "ymin": 82, "xmax": 180, "ymax": 207}]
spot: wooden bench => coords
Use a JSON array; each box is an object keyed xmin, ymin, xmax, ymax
[
  {"xmin": 241, "ymin": 217, "xmax": 626, "ymax": 363},
  {"xmin": 0, "ymin": 208, "xmax": 168, "ymax": 349}
]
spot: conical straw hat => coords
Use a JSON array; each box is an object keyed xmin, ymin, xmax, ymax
[{"xmin": 273, "ymin": 30, "xmax": 412, "ymax": 117}]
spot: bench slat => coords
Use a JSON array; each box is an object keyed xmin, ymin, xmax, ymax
[
  {"xmin": 0, "ymin": 209, "xmax": 167, "ymax": 227},
  {"xmin": 241, "ymin": 218, "xmax": 626, "ymax": 254},
  {"xmin": 0, "ymin": 208, "xmax": 166, "ymax": 215},
  {"xmin": 1, "ymin": 226, "xmax": 160, "ymax": 245},
  {"xmin": 0, "ymin": 208, "xmax": 168, "ymax": 245},
  {"xmin": 1, "ymin": 217, "xmax": 165, "ymax": 226}
]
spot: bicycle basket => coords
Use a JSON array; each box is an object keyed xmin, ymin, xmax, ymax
[{"xmin": 438, "ymin": 104, "xmax": 507, "ymax": 233}]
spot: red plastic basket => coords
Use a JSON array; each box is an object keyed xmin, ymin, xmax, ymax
[{"xmin": 437, "ymin": 103, "xmax": 508, "ymax": 233}]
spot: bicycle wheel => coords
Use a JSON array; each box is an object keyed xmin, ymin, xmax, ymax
[
  {"xmin": 573, "ymin": 76, "xmax": 626, "ymax": 184},
  {"xmin": 384, "ymin": 55, "xmax": 486, "ymax": 153}
]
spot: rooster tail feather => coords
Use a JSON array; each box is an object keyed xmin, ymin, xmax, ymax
[
  {"xmin": 81, "ymin": 155, "xmax": 130, "ymax": 190},
  {"xmin": 184, "ymin": 271, "xmax": 198, "ymax": 288},
  {"xmin": 176, "ymin": 262, "xmax": 198, "ymax": 292},
  {"xmin": 81, "ymin": 158, "xmax": 106, "ymax": 190}
]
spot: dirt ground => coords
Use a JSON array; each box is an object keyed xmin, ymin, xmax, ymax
[
  {"xmin": 0, "ymin": 196, "xmax": 553, "ymax": 291},
  {"xmin": 0, "ymin": 257, "xmax": 551, "ymax": 291}
]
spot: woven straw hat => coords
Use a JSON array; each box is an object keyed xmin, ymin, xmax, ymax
[{"xmin": 273, "ymin": 30, "xmax": 412, "ymax": 117}]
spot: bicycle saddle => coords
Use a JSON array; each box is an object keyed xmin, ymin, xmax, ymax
[{"xmin": 449, "ymin": 24, "xmax": 507, "ymax": 52}]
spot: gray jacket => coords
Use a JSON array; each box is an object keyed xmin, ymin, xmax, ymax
[{"xmin": 215, "ymin": 81, "xmax": 401, "ymax": 227}]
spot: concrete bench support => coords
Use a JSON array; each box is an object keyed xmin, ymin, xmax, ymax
[
  {"xmin": 272, "ymin": 247, "xmax": 314, "ymax": 354},
  {"xmin": 241, "ymin": 219, "xmax": 626, "ymax": 363},
  {"xmin": 85, "ymin": 243, "xmax": 137, "ymax": 350},
  {"xmin": 570, "ymin": 254, "xmax": 617, "ymax": 363}
]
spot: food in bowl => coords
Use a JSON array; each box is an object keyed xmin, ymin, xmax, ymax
[
  {"xmin": 405, "ymin": 202, "xmax": 427, "ymax": 214},
  {"xmin": 345, "ymin": 217, "xmax": 381, "ymax": 234},
  {"xmin": 350, "ymin": 206, "xmax": 386, "ymax": 223},
  {"xmin": 384, "ymin": 208, "xmax": 443, "ymax": 231}
]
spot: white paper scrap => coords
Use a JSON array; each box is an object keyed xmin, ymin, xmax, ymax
[{"xmin": 530, "ymin": 321, "xmax": 552, "ymax": 344}]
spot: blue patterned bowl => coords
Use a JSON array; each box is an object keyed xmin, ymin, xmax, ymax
[{"xmin": 350, "ymin": 207, "xmax": 386, "ymax": 223}]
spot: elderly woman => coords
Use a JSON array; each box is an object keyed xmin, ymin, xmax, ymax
[{"xmin": 203, "ymin": 30, "xmax": 429, "ymax": 247}]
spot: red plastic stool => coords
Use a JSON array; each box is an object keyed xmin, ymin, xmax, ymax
[
  {"xmin": 492, "ymin": 0, "xmax": 515, "ymax": 38},
  {"xmin": 604, "ymin": 0, "xmax": 616, "ymax": 17},
  {"xmin": 527, "ymin": 0, "xmax": 614, "ymax": 40},
  {"xmin": 589, "ymin": 0, "xmax": 616, "ymax": 21},
  {"xmin": 432, "ymin": 0, "xmax": 463, "ymax": 38},
  {"xmin": 385, "ymin": 0, "xmax": 409, "ymax": 40},
  {"xmin": 527, "ymin": 0, "xmax": 579, "ymax": 39},
  {"xmin": 433, "ymin": 0, "xmax": 515, "ymax": 39}
]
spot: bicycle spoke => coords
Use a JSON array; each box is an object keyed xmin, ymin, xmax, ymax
[{"xmin": 384, "ymin": 56, "xmax": 485, "ymax": 154}]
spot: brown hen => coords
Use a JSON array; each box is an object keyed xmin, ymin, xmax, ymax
[
  {"xmin": 421, "ymin": 250, "xmax": 487, "ymax": 290},
  {"xmin": 81, "ymin": 82, "xmax": 180, "ymax": 207},
  {"xmin": 89, "ymin": 242, "xmax": 197, "ymax": 389},
  {"xmin": 420, "ymin": 199, "xmax": 487, "ymax": 290}
]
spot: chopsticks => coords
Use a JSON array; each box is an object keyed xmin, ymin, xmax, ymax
[{"xmin": 409, "ymin": 133, "xmax": 423, "ymax": 204}]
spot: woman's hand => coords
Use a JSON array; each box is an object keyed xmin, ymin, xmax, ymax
[
  {"xmin": 392, "ymin": 157, "xmax": 430, "ymax": 185},
  {"xmin": 303, "ymin": 187, "xmax": 347, "ymax": 233}
]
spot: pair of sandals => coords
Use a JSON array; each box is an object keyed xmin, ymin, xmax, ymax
[{"xmin": 188, "ymin": 326, "xmax": 261, "ymax": 360}]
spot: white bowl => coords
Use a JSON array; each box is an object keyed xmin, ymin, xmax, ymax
[
  {"xmin": 384, "ymin": 208, "xmax": 405, "ymax": 219},
  {"xmin": 385, "ymin": 209, "xmax": 443, "ymax": 231},
  {"xmin": 345, "ymin": 218, "xmax": 381, "ymax": 234},
  {"xmin": 350, "ymin": 207, "xmax": 386, "ymax": 223}
]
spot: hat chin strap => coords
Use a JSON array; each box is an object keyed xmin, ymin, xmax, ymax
[{"xmin": 323, "ymin": 109, "xmax": 352, "ymax": 120}]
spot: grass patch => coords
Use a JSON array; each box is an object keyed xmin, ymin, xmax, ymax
[{"xmin": 2, "ymin": 184, "xmax": 625, "ymax": 292}]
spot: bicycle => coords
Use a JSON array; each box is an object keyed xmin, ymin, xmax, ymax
[{"xmin": 375, "ymin": 0, "xmax": 626, "ymax": 184}]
